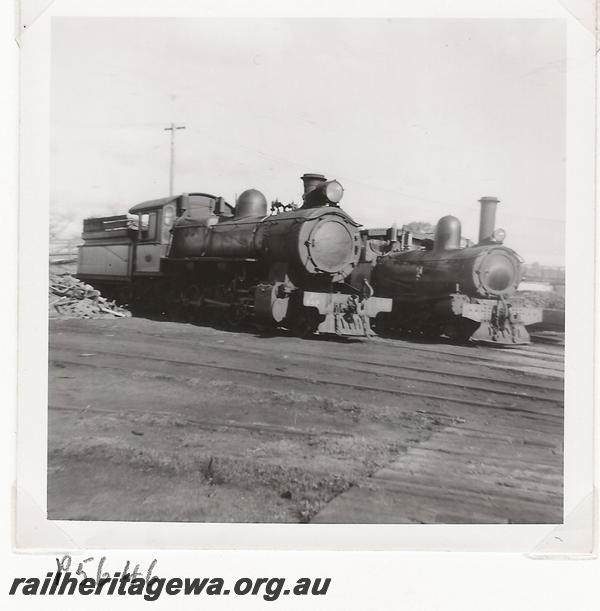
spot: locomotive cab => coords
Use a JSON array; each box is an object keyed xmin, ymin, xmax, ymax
[
  {"xmin": 127, "ymin": 197, "xmax": 176, "ymax": 275},
  {"xmin": 77, "ymin": 192, "xmax": 232, "ymax": 292},
  {"xmin": 129, "ymin": 193, "xmax": 235, "ymax": 274}
]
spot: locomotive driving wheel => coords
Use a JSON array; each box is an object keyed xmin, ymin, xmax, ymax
[
  {"xmin": 289, "ymin": 306, "xmax": 320, "ymax": 338},
  {"xmin": 165, "ymin": 284, "xmax": 192, "ymax": 322},
  {"xmin": 444, "ymin": 318, "xmax": 480, "ymax": 343},
  {"xmin": 372, "ymin": 311, "xmax": 392, "ymax": 336},
  {"xmin": 226, "ymin": 303, "xmax": 247, "ymax": 328}
]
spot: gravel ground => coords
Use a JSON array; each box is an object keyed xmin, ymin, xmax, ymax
[{"xmin": 48, "ymin": 317, "xmax": 564, "ymax": 523}]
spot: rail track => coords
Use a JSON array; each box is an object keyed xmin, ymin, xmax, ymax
[
  {"xmin": 51, "ymin": 347, "xmax": 561, "ymax": 405},
  {"xmin": 50, "ymin": 346, "xmax": 563, "ymax": 422},
  {"xmin": 50, "ymin": 404, "xmax": 355, "ymax": 439},
  {"xmin": 51, "ymin": 324, "xmax": 564, "ymax": 393}
]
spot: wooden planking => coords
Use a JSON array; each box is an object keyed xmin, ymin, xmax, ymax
[{"xmin": 313, "ymin": 416, "xmax": 563, "ymax": 524}]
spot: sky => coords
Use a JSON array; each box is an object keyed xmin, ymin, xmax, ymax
[{"xmin": 51, "ymin": 18, "xmax": 566, "ymax": 265}]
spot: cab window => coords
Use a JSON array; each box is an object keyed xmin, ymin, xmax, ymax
[{"xmin": 139, "ymin": 212, "xmax": 158, "ymax": 241}]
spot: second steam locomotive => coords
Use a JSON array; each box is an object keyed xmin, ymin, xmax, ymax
[
  {"xmin": 77, "ymin": 173, "xmax": 392, "ymax": 337},
  {"xmin": 351, "ymin": 196, "xmax": 542, "ymax": 344}
]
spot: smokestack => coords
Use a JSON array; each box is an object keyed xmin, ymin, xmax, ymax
[
  {"xmin": 387, "ymin": 222, "xmax": 398, "ymax": 243},
  {"xmin": 478, "ymin": 196, "xmax": 499, "ymax": 244},
  {"xmin": 301, "ymin": 173, "xmax": 327, "ymax": 197}
]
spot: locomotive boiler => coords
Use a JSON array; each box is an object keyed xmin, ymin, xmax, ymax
[
  {"xmin": 351, "ymin": 197, "xmax": 542, "ymax": 344},
  {"xmin": 76, "ymin": 173, "xmax": 392, "ymax": 337}
]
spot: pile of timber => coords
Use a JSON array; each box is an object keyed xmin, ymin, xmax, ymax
[{"xmin": 49, "ymin": 273, "xmax": 130, "ymax": 319}]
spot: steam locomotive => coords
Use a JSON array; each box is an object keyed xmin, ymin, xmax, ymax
[
  {"xmin": 350, "ymin": 197, "xmax": 543, "ymax": 344},
  {"xmin": 76, "ymin": 173, "xmax": 392, "ymax": 337}
]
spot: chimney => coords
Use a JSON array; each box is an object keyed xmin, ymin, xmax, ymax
[
  {"xmin": 478, "ymin": 196, "xmax": 499, "ymax": 244},
  {"xmin": 301, "ymin": 173, "xmax": 327, "ymax": 197}
]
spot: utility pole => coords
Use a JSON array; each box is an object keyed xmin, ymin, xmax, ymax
[{"xmin": 164, "ymin": 123, "xmax": 186, "ymax": 195}]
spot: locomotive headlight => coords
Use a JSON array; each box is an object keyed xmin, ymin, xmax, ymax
[
  {"xmin": 492, "ymin": 228, "xmax": 506, "ymax": 243},
  {"xmin": 324, "ymin": 180, "xmax": 344, "ymax": 204}
]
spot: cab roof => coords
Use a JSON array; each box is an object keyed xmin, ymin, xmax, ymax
[{"xmin": 128, "ymin": 192, "xmax": 220, "ymax": 214}]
